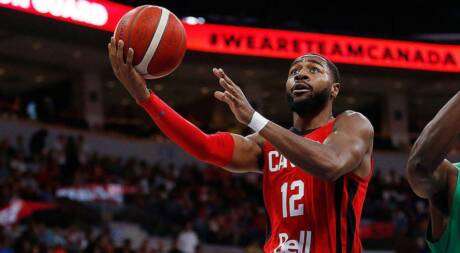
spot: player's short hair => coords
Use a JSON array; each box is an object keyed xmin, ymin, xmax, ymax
[{"xmin": 304, "ymin": 53, "xmax": 341, "ymax": 84}]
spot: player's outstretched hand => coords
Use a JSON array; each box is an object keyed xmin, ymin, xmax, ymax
[
  {"xmin": 108, "ymin": 37, "xmax": 150, "ymax": 103},
  {"xmin": 212, "ymin": 68, "xmax": 255, "ymax": 125}
]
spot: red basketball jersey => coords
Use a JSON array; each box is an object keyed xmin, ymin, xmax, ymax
[{"xmin": 262, "ymin": 119, "xmax": 372, "ymax": 253}]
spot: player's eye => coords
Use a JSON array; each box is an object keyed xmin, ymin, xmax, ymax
[
  {"xmin": 309, "ymin": 67, "xmax": 320, "ymax": 74},
  {"xmin": 290, "ymin": 68, "xmax": 300, "ymax": 75}
]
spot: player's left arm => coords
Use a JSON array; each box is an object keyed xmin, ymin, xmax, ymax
[
  {"xmin": 213, "ymin": 68, "xmax": 373, "ymax": 181},
  {"xmin": 261, "ymin": 112, "xmax": 373, "ymax": 181}
]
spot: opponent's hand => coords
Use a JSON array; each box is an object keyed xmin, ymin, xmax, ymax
[
  {"xmin": 108, "ymin": 37, "xmax": 150, "ymax": 103},
  {"xmin": 213, "ymin": 68, "xmax": 255, "ymax": 125}
]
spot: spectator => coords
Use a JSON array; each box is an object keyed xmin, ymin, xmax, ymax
[{"xmin": 176, "ymin": 222, "xmax": 199, "ymax": 253}]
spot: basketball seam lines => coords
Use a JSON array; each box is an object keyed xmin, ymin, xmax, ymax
[
  {"xmin": 135, "ymin": 7, "xmax": 170, "ymax": 77},
  {"xmin": 126, "ymin": 5, "xmax": 149, "ymax": 61}
]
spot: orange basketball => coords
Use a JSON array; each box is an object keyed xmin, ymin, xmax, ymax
[{"xmin": 114, "ymin": 5, "xmax": 187, "ymax": 79}]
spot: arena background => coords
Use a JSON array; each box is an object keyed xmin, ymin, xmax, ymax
[{"xmin": 0, "ymin": 1, "xmax": 459, "ymax": 252}]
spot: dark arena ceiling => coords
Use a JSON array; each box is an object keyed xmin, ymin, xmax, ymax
[{"xmin": 111, "ymin": 1, "xmax": 460, "ymax": 42}]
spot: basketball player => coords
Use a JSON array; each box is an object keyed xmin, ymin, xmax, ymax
[
  {"xmin": 108, "ymin": 38, "xmax": 374, "ymax": 253},
  {"xmin": 406, "ymin": 91, "xmax": 460, "ymax": 252}
]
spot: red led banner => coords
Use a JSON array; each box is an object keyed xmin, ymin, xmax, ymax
[
  {"xmin": 186, "ymin": 24, "xmax": 460, "ymax": 73},
  {"xmin": 0, "ymin": 0, "xmax": 130, "ymax": 31},
  {"xmin": 2, "ymin": 0, "xmax": 460, "ymax": 73}
]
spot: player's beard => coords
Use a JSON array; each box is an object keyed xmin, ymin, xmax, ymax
[{"xmin": 286, "ymin": 87, "xmax": 330, "ymax": 116}]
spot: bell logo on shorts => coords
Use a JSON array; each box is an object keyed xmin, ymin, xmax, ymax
[{"xmin": 273, "ymin": 230, "xmax": 311, "ymax": 253}]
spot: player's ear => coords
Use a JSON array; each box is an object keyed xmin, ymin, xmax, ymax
[{"xmin": 331, "ymin": 82, "xmax": 340, "ymax": 99}]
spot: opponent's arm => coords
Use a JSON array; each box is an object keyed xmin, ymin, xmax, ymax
[
  {"xmin": 406, "ymin": 91, "xmax": 460, "ymax": 198},
  {"xmin": 108, "ymin": 39, "xmax": 262, "ymax": 173},
  {"xmin": 213, "ymin": 69, "xmax": 373, "ymax": 181}
]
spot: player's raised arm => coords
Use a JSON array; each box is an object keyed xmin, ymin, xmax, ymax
[
  {"xmin": 108, "ymin": 38, "xmax": 262, "ymax": 173},
  {"xmin": 213, "ymin": 68, "xmax": 373, "ymax": 181},
  {"xmin": 406, "ymin": 91, "xmax": 460, "ymax": 199}
]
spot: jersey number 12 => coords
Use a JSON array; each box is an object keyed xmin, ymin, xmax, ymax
[{"xmin": 281, "ymin": 180, "xmax": 304, "ymax": 218}]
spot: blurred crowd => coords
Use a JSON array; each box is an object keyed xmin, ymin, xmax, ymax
[
  {"xmin": 0, "ymin": 129, "xmax": 263, "ymax": 253},
  {"xmin": 0, "ymin": 94, "xmax": 248, "ymax": 140},
  {"xmin": 0, "ymin": 128, "xmax": 431, "ymax": 253},
  {"xmin": 363, "ymin": 170, "xmax": 429, "ymax": 253}
]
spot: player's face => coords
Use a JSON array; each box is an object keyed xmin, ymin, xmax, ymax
[{"xmin": 285, "ymin": 55, "xmax": 336, "ymax": 115}]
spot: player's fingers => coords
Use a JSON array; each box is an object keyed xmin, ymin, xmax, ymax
[
  {"xmin": 219, "ymin": 78, "xmax": 239, "ymax": 97},
  {"xmin": 126, "ymin": 48, "xmax": 134, "ymax": 68},
  {"xmin": 214, "ymin": 68, "xmax": 242, "ymax": 95},
  {"xmin": 108, "ymin": 42, "xmax": 116, "ymax": 58},
  {"xmin": 214, "ymin": 91, "xmax": 231, "ymax": 104},
  {"xmin": 212, "ymin": 68, "xmax": 224, "ymax": 79},
  {"xmin": 108, "ymin": 44, "xmax": 119, "ymax": 73},
  {"xmin": 108, "ymin": 42, "xmax": 113, "ymax": 56},
  {"xmin": 220, "ymin": 69, "xmax": 239, "ymax": 89},
  {"xmin": 218, "ymin": 78, "xmax": 230, "ymax": 90},
  {"xmin": 108, "ymin": 39, "xmax": 117, "ymax": 58},
  {"xmin": 110, "ymin": 38, "xmax": 119, "ymax": 59},
  {"xmin": 224, "ymin": 91, "xmax": 239, "ymax": 104},
  {"xmin": 220, "ymin": 69, "xmax": 245, "ymax": 97},
  {"xmin": 108, "ymin": 43, "xmax": 114, "ymax": 59},
  {"xmin": 111, "ymin": 37, "xmax": 117, "ymax": 48},
  {"xmin": 215, "ymin": 91, "xmax": 237, "ymax": 107},
  {"xmin": 109, "ymin": 37, "xmax": 115, "ymax": 51},
  {"xmin": 116, "ymin": 40, "xmax": 125, "ymax": 64},
  {"xmin": 108, "ymin": 47, "xmax": 118, "ymax": 69}
]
